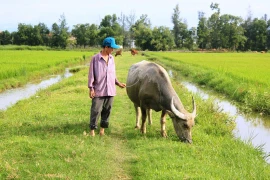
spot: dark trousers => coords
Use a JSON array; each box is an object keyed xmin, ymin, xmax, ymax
[{"xmin": 89, "ymin": 96, "xmax": 114, "ymax": 130}]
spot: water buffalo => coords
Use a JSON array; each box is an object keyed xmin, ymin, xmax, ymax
[
  {"xmin": 126, "ymin": 60, "xmax": 196, "ymax": 143},
  {"xmin": 115, "ymin": 49, "xmax": 122, "ymax": 57},
  {"xmin": 130, "ymin": 49, "xmax": 138, "ymax": 56}
]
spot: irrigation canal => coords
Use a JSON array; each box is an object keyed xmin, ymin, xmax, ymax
[
  {"xmin": 168, "ymin": 69, "xmax": 270, "ymax": 163},
  {"xmin": 0, "ymin": 68, "xmax": 72, "ymax": 110}
]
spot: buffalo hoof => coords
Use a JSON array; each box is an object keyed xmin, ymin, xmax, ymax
[
  {"xmin": 161, "ymin": 131, "xmax": 167, "ymax": 138},
  {"xmin": 140, "ymin": 128, "xmax": 146, "ymax": 134}
]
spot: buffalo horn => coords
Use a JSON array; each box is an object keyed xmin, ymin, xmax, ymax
[
  {"xmin": 171, "ymin": 97, "xmax": 186, "ymax": 120},
  {"xmin": 192, "ymin": 96, "xmax": 196, "ymax": 118}
]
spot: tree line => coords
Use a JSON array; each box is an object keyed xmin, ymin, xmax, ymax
[{"xmin": 0, "ymin": 3, "xmax": 269, "ymax": 51}]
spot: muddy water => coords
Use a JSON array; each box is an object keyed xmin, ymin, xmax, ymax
[
  {"xmin": 168, "ymin": 70, "xmax": 270, "ymax": 163},
  {"xmin": 0, "ymin": 68, "xmax": 72, "ymax": 110}
]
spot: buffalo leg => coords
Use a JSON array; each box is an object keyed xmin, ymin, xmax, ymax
[
  {"xmin": 134, "ymin": 104, "xmax": 141, "ymax": 129},
  {"xmin": 141, "ymin": 108, "xmax": 147, "ymax": 134},
  {"xmin": 160, "ymin": 110, "xmax": 167, "ymax": 137},
  {"xmin": 147, "ymin": 109, "xmax": 152, "ymax": 125}
]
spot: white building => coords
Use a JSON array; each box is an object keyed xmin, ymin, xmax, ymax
[{"xmin": 130, "ymin": 39, "xmax": 136, "ymax": 48}]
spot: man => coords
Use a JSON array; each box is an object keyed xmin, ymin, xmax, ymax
[{"xmin": 88, "ymin": 37, "xmax": 126, "ymax": 136}]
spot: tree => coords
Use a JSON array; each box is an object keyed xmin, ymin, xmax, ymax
[
  {"xmin": 197, "ymin": 11, "xmax": 210, "ymax": 49},
  {"xmin": 219, "ymin": 14, "xmax": 246, "ymax": 50},
  {"xmin": 118, "ymin": 12, "xmax": 135, "ymax": 48},
  {"xmin": 36, "ymin": 23, "xmax": 50, "ymax": 46},
  {"xmin": 13, "ymin": 23, "xmax": 34, "ymax": 45},
  {"xmin": 50, "ymin": 23, "xmax": 60, "ymax": 48},
  {"xmin": 58, "ymin": 14, "xmax": 69, "ymax": 48},
  {"xmin": 184, "ymin": 28, "xmax": 196, "ymax": 50},
  {"xmin": 0, "ymin": 30, "xmax": 12, "ymax": 45},
  {"xmin": 130, "ymin": 14, "xmax": 152, "ymax": 50},
  {"xmin": 151, "ymin": 26, "xmax": 175, "ymax": 51},
  {"xmin": 7, "ymin": 22, "xmax": 49, "ymax": 46},
  {"xmin": 171, "ymin": 4, "xmax": 190, "ymax": 49},
  {"xmin": 208, "ymin": 3, "xmax": 221, "ymax": 49},
  {"xmin": 32, "ymin": 25, "xmax": 43, "ymax": 46},
  {"xmin": 125, "ymin": 10, "xmax": 137, "ymax": 47},
  {"xmin": 87, "ymin": 24, "xmax": 99, "ymax": 47},
  {"xmin": 72, "ymin": 24, "xmax": 89, "ymax": 47},
  {"xmin": 242, "ymin": 7, "xmax": 254, "ymax": 51},
  {"xmin": 126, "ymin": 10, "xmax": 136, "ymax": 31},
  {"xmin": 267, "ymin": 19, "xmax": 270, "ymax": 50},
  {"xmin": 98, "ymin": 14, "xmax": 123, "ymax": 46},
  {"xmin": 250, "ymin": 18, "xmax": 267, "ymax": 51},
  {"xmin": 72, "ymin": 23, "xmax": 99, "ymax": 47},
  {"xmin": 50, "ymin": 14, "xmax": 69, "ymax": 48},
  {"xmin": 242, "ymin": 17, "xmax": 267, "ymax": 51}
]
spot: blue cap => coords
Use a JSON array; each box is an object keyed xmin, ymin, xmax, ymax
[{"xmin": 102, "ymin": 37, "xmax": 120, "ymax": 49}]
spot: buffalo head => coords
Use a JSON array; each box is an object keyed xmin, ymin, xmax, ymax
[{"xmin": 168, "ymin": 97, "xmax": 196, "ymax": 143}]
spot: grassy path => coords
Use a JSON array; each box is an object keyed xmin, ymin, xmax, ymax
[{"xmin": 0, "ymin": 52, "xmax": 270, "ymax": 179}]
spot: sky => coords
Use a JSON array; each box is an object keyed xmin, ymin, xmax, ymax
[{"xmin": 0, "ymin": 0, "xmax": 269, "ymax": 32}]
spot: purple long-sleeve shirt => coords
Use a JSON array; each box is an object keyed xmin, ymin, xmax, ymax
[{"xmin": 88, "ymin": 52, "xmax": 120, "ymax": 97}]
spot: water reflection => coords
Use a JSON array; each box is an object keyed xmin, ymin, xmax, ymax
[
  {"xmin": 0, "ymin": 68, "xmax": 72, "ymax": 110},
  {"xmin": 168, "ymin": 70, "xmax": 270, "ymax": 163}
]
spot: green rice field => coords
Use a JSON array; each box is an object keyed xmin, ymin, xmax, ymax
[
  {"xmin": 147, "ymin": 52, "xmax": 270, "ymax": 114},
  {"xmin": 148, "ymin": 52, "xmax": 270, "ymax": 86},
  {"xmin": 0, "ymin": 50, "xmax": 94, "ymax": 92}
]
